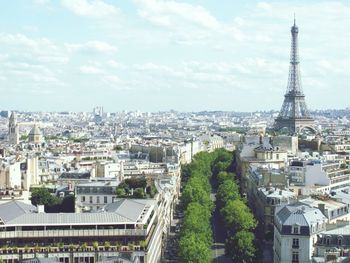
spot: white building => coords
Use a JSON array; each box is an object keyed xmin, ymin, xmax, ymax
[
  {"xmin": 75, "ymin": 179, "xmax": 120, "ymax": 212},
  {"xmin": 274, "ymin": 203, "xmax": 327, "ymax": 263},
  {"xmin": 289, "ymin": 160, "xmax": 350, "ymax": 194}
]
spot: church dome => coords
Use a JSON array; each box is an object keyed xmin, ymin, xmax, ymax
[
  {"xmin": 29, "ymin": 125, "xmax": 42, "ymax": 136},
  {"xmin": 28, "ymin": 124, "xmax": 44, "ymax": 144}
]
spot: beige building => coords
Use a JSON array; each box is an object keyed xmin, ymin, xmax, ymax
[{"xmin": 28, "ymin": 124, "xmax": 44, "ymax": 144}]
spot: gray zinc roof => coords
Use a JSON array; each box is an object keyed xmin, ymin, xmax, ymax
[
  {"xmin": 6, "ymin": 212, "xmax": 131, "ymax": 226},
  {"xmin": 104, "ymin": 199, "xmax": 152, "ymax": 221},
  {"xmin": 0, "ymin": 199, "xmax": 155, "ymax": 226},
  {"xmin": 0, "ymin": 200, "xmax": 37, "ymax": 224},
  {"xmin": 276, "ymin": 202, "xmax": 326, "ymax": 226}
]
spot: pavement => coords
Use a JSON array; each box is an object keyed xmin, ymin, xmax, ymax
[{"xmin": 210, "ymin": 192, "xmax": 233, "ymax": 263}]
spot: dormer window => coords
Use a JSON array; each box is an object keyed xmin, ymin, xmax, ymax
[{"xmin": 292, "ymin": 225, "xmax": 300, "ymax": 234}]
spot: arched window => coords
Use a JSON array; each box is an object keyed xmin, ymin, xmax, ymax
[{"xmin": 338, "ymin": 236, "xmax": 343, "ymax": 246}]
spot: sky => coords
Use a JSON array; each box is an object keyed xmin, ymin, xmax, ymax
[{"xmin": 0, "ymin": 0, "xmax": 349, "ymax": 112}]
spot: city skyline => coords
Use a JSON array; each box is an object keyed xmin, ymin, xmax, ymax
[{"xmin": 1, "ymin": 0, "xmax": 349, "ymax": 112}]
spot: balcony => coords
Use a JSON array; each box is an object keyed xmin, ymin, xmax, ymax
[
  {"xmin": 0, "ymin": 240, "xmax": 148, "ymax": 255},
  {"xmin": 0, "ymin": 228, "xmax": 147, "ymax": 239}
]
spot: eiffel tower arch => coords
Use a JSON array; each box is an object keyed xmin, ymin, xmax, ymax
[{"xmin": 274, "ymin": 19, "xmax": 317, "ymax": 134}]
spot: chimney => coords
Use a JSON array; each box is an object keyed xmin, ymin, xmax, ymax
[
  {"xmin": 37, "ymin": 205, "xmax": 45, "ymax": 213},
  {"xmin": 318, "ymin": 203, "xmax": 325, "ymax": 214}
]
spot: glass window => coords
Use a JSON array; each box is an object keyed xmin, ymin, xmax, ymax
[
  {"xmin": 292, "ymin": 238, "xmax": 299, "ymax": 248},
  {"xmin": 293, "ymin": 226, "xmax": 299, "ymax": 234},
  {"xmin": 338, "ymin": 238, "xmax": 342, "ymax": 246},
  {"xmin": 292, "ymin": 251, "xmax": 299, "ymax": 262}
]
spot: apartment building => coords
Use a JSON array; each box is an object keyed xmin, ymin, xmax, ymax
[
  {"xmin": 0, "ymin": 198, "xmax": 161, "ymax": 263},
  {"xmin": 274, "ymin": 203, "xmax": 327, "ymax": 263}
]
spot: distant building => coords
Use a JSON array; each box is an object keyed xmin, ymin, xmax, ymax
[
  {"xmin": 288, "ymin": 160, "xmax": 350, "ymax": 194},
  {"xmin": 75, "ymin": 180, "xmax": 120, "ymax": 212},
  {"xmin": 8, "ymin": 112, "xmax": 19, "ymax": 145},
  {"xmin": 313, "ymin": 222, "xmax": 350, "ymax": 262},
  {"xmin": 299, "ymin": 196, "xmax": 350, "ymax": 223},
  {"xmin": 28, "ymin": 124, "xmax": 44, "ymax": 144},
  {"xmin": 0, "ymin": 110, "xmax": 10, "ymax": 118}
]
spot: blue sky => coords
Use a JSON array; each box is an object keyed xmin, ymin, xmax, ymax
[{"xmin": 0, "ymin": 0, "xmax": 349, "ymax": 112}]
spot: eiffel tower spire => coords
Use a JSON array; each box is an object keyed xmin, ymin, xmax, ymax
[{"xmin": 274, "ymin": 18, "xmax": 315, "ymax": 134}]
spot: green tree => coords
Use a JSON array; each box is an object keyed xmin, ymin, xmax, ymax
[
  {"xmin": 31, "ymin": 187, "xmax": 60, "ymax": 207},
  {"xmin": 60, "ymin": 195, "xmax": 75, "ymax": 212},
  {"xmin": 116, "ymin": 188, "xmax": 126, "ymax": 197},
  {"xmin": 125, "ymin": 177, "xmax": 147, "ymax": 189},
  {"xmin": 113, "ymin": 145, "xmax": 123, "ymax": 151},
  {"xmin": 133, "ymin": 188, "xmax": 145, "ymax": 198},
  {"xmin": 221, "ymin": 199, "xmax": 257, "ymax": 233},
  {"xmin": 182, "ymin": 181, "xmax": 213, "ymax": 211},
  {"xmin": 217, "ymin": 171, "xmax": 235, "ymax": 185},
  {"xmin": 226, "ymin": 231, "xmax": 256, "ymax": 263},
  {"xmin": 179, "ymin": 233, "xmax": 211, "ymax": 263},
  {"xmin": 181, "ymin": 203, "xmax": 212, "ymax": 246},
  {"xmin": 217, "ymin": 179, "xmax": 240, "ymax": 208}
]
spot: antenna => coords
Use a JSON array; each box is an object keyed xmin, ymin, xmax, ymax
[{"xmin": 294, "ymin": 13, "xmax": 296, "ymax": 26}]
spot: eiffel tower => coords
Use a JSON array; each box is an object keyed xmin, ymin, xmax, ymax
[{"xmin": 274, "ymin": 19, "xmax": 316, "ymax": 134}]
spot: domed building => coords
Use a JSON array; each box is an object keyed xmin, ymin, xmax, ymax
[{"xmin": 28, "ymin": 124, "xmax": 44, "ymax": 144}]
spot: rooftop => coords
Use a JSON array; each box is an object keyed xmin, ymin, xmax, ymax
[
  {"xmin": 0, "ymin": 199, "xmax": 155, "ymax": 226},
  {"xmin": 276, "ymin": 202, "xmax": 327, "ymax": 226}
]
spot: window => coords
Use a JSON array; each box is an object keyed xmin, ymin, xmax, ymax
[
  {"xmin": 293, "ymin": 226, "xmax": 299, "ymax": 234},
  {"xmin": 97, "ymin": 196, "xmax": 100, "ymax": 204},
  {"xmin": 104, "ymin": 196, "xmax": 107, "ymax": 204},
  {"xmin": 292, "ymin": 238, "xmax": 299, "ymax": 248},
  {"xmin": 338, "ymin": 238, "xmax": 342, "ymax": 246},
  {"xmin": 81, "ymin": 196, "xmax": 85, "ymax": 202},
  {"xmin": 89, "ymin": 196, "xmax": 93, "ymax": 204},
  {"xmin": 276, "ymin": 154, "xmax": 279, "ymax": 160},
  {"xmin": 292, "ymin": 251, "xmax": 299, "ymax": 262}
]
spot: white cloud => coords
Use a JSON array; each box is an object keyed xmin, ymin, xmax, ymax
[
  {"xmin": 0, "ymin": 33, "xmax": 68, "ymax": 64},
  {"xmin": 133, "ymin": 0, "xmax": 245, "ymax": 46},
  {"xmin": 61, "ymin": 0, "xmax": 118, "ymax": 18},
  {"xmin": 80, "ymin": 65, "xmax": 103, "ymax": 74},
  {"xmin": 33, "ymin": 0, "xmax": 51, "ymax": 5},
  {"xmin": 107, "ymin": 60, "xmax": 125, "ymax": 69},
  {"xmin": 135, "ymin": 0, "xmax": 220, "ymax": 30},
  {"xmin": 66, "ymin": 41, "xmax": 117, "ymax": 53},
  {"xmin": 257, "ymin": 2, "xmax": 272, "ymax": 11}
]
